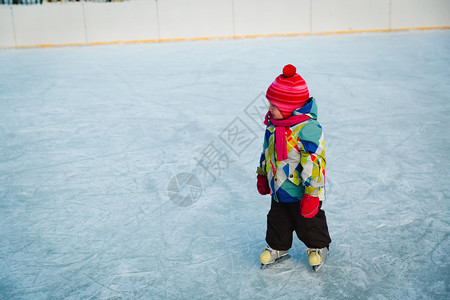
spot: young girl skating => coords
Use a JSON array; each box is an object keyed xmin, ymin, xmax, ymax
[{"xmin": 257, "ymin": 64, "xmax": 331, "ymax": 271}]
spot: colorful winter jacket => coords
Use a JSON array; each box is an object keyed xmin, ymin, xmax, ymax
[{"xmin": 257, "ymin": 98, "xmax": 326, "ymax": 202}]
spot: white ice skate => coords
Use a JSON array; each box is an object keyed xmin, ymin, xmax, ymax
[
  {"xmin": 259, "ymin": 246, "xmax": 290, "ymax": 269},
  {"xmin": 307, "ymin": 247, "xmax": 328, "ymax": 271}
]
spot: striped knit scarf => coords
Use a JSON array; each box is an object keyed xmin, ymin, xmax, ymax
[{"xmin": 264, "ymin": 112, "xmax": 310, "ymax": 161}]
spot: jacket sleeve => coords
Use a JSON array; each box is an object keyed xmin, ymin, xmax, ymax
[
  {"xmin": 256, "ymin": 128, "xmax": 270, "ymax": 176},
  {"xmin": 298, "ymin": 122, "xmax": 326, "ymax": 196}
]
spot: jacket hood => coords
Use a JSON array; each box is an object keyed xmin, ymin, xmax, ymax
[{"xmin": 292, "ymin": 97, "xmax": 318, "ymax": 120}]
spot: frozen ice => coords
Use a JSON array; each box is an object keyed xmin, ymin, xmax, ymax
[{"xmin": 0, "ymin": 30, "xmax": 449, "ymax": 299}]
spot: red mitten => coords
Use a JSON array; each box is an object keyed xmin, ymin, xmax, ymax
[
  {"xmin": 300, "ymin": 194, "xmax": 319, "ymax": 218},
  {"xmin": 257, "ymin": 174, "xmax": 271, "ymax": 195}
]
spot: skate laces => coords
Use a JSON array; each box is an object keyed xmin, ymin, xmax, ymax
[
  {"xmin": 307, "ymin": 248, "xmax": 323, "ymax": 265},
  {"xmin": 262, "ymin": 246, "xmax": 276, "ymax": 259},
  {"xmin": 307, "ymin": 248, "xmax": 322, "ymax": 255},
  {"xmin": 260, "ymin": 246, "xmax": 288, "ymax": 264},
  {"xmin": 266, "ymin": 246, "xmax": 287, "ymax": 256}
]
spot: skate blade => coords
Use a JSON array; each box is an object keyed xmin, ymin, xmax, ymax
[
  {"xmin": 260, "ymin": 254, "xmax": 291, "ymax": 269},
  {"xmin": 312, "ymin": 264, "xmax": 322, "ymax": 272}
]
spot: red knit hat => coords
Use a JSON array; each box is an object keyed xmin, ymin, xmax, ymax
[{"xmin": 266, "ymin": 64, "xmax": 309, "ymax": 118}]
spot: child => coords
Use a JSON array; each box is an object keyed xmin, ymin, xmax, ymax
[{"xmin": 257, "ymin": 64, "xmax": 331, "ymax": 270}]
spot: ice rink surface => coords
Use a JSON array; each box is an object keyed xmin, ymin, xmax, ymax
[{"xmin": 1, "ymin": 30, "xmax": 449, "ymax": 299}]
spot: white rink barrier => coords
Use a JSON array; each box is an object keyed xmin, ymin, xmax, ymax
[{"xmin": 0, "ymin": 0, "xmax": 449, "ymax": 48}]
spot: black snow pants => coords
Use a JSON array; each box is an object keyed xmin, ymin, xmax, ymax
[{"xmin": 266, "ymin": 198, "xmax": 331, "ymax": 251}]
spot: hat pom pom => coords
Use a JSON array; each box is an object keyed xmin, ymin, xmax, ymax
[{"xmin": 282, "ymin": 64, "xmax": 296, "ymax": 78}]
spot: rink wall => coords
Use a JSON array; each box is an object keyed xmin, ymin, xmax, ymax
[{"xmin": 0, "ymin": 0, "xmax": 449, "ymax": 48}]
